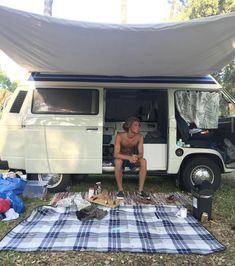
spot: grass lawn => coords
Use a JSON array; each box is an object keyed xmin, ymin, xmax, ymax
[{"xmin": 0, "ymin": 173, "xmax": 234, "ymax": 266}]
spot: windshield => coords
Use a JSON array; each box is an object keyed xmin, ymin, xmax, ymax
[{"xmin": 220, "ymin": 90, "xmax": 235, "ymax": 118}]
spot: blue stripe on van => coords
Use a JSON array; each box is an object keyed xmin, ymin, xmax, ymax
[{"xmin": 29, "ymin": 73, "xmax": 217, "ymax": 84}]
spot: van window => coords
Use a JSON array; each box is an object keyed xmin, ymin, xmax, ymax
[
  {"xmin": 105, "ymin": 89, "xmax": 168, "ymax": 138},
  {"xmin": 10, "ymin": 90, "xmax": 27, "ymax": 113},
  {"xmin": 219, "ymin": 92, "xmax": 235, "ymax": 118},
  {"xmin": 175, "ymin": 91, "xmax": 220, "ymax": 129},
  {"xmin": 32, "ymin": 88, "xmax": 99, "ymax": 115},
  {"xmin": 105, "ymin": 89, "xmax": 166, "ymax": 122}
]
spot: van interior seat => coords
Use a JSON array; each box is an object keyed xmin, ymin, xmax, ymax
[
  {"xmin": 103, "ymin": 121, "xmax": 162, "ymax": 144},
  {"xmin": 103, "ymin": 122, "xmax": 115, "ymax": 144},
  {"xmin": 144, "ymin": 136, "xmax": 166, "ymax": 144},
  {"xmin": 175, "ymin": 110, "xmax": 214, "ymax": 148}
]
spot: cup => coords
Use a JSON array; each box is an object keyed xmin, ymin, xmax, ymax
[
  {"xmin": 176, "ymin": 207, "xmax": 187, "ymax": 218},
  {"xmin": 88, "ymin": 187, "xmax": 94, "ymax": 198}
]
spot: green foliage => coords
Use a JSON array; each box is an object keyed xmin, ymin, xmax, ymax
[
  {"xmin": 214, "ymin": 61, "xmax": 235, "ymax": 97},
  {"xmin": 176, "ymin": 0, "xmax": 235, "ymax": 98},
  {"xmin": 178, "ymin": 0, "xmax": 218, "ymax": 19},
  {"xmin": 177, "ymin": 0, "xmax": 235, "ymax": 20},
  {"xmin": 0, "ymin": 67, "xmax": 18, "ymax": 92}
]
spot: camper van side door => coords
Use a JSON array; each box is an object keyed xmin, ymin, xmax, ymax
[{"xmin": 24, "ymin": 87, "xmax": 103, "ymax": 174}]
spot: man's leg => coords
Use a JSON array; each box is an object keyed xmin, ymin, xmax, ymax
[
  {"xmin": 138, "ymin": 158, "xmax": 147, "ymax": 191},
  {"xmin": 115, "ymin": 159, "xmax": 124, "ymax": 192}
]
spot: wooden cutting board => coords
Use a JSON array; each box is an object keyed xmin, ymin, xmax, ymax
[{"xmin": 87, "ymin": 193, "xmax": 121, "ymax": 208}]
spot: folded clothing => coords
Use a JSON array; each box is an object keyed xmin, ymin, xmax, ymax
[
  {"xmin": 0, "ymin": 213, "xmax": 6, "ymax": 220},
  {"xmin": 76, "ymin": 205, "xmax": 107, "ymax": 221},
  {"xmin": 0, "ymin": 198, "xmax": 11, "ymax": 213},
  {"xmin": 56, "ymin": 194, "xmax": 91, "ymax": 210},
  {"xmin": 2, "ymin": 208, "xmax": 19, "ymax": 221}
]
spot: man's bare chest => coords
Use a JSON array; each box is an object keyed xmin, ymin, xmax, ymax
[{"xmin": 120, "ymin": 137, "xmax": 139, "ymax": 148}]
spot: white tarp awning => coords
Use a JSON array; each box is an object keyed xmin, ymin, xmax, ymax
[{"xmin": 0, "ymin": 5, "xmax": 235, "ymax": 76}]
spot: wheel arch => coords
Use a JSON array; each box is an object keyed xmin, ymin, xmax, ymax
[
  {"xmin": 177, "ymin": 153, "xmax": 224, "ymax": 191},
  {"xmin": 27, "ymin": 173, "xmax": 71, "ymax": 192},
  {"xmin": 179, "ymin": 153, "xmax": 224, "ymax": 174}
]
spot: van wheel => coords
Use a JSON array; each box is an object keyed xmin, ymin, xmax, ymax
[
  {"xmin": 181, "ymin": 157, "xmax": 221, "ymax": 192},
  {"xmin": 28, "ymin": 174, "xmax": 71, "ymax": 192}
]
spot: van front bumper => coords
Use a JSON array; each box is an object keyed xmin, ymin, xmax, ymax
[{"xmin": 0, "ymin": 159, "xmax": 9, "ymax": 170}]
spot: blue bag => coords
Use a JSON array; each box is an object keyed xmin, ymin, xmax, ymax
[
  {"xmin": 0, "ymin": 191, "xmax": 25, "ymax": 214},
  {"xmin": 0, "ymin": 177, "xmax": 26, "ymax": 194}
]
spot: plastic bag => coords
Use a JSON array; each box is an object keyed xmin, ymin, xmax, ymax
[
  {"xmin": 0, "ymin": 177, "xmax": 26, "ymax": 194},
  {"xmin": 0, "ymin": 191, "xmax": 25, "ymax": 214}
]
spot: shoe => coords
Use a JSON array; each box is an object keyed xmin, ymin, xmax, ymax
[
  {"xmin": 116, "ymin": 191, "xmax": 124, "ymax": 199},
  {"xmin": 137, "ymin": 191, "xmax": 150, "ymax": 200},
  {"xmin": 166, "ymin": 194, "xmax": 175, "ymax": 203}
]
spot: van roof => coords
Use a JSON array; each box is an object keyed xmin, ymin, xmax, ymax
[{"xmin": 29, "ymin": 72, "xmax": 221, "ymax": 90}]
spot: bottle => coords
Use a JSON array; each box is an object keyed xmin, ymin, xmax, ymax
[
  {"xmin": 184, "ymin": 144, "xmax": 191, "ymax": 148},
  {"xmin": 96, "ymin": 182, "xmax": 102, "ymax": 194},
  {"xmin": 93, "ymin": 184, "xmax": 97, "ymax": 195},
  {"xmin": 88, "ymin": 187, "xmax": 94, "ymax": 198},
  {"xmin": 177, "ymin": 139, "xmax": 183, "ymax": 147},
  {"xmin": 201, "ymin": 212, "xmax": 208, "ymax": 223}
]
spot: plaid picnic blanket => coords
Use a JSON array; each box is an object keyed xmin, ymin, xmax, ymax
[{"xmin": 0, "ymin": 205, "xmax": 225, "ymax": 254}]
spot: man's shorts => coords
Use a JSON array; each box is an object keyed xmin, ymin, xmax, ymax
[{"xmin": 113, "ymin": 159, "xmax": 138, "ymax": 171}]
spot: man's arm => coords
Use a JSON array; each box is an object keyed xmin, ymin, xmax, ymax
[{"xmin": 137, "ymin": 135, "xmax": 144, "ymax": 159}]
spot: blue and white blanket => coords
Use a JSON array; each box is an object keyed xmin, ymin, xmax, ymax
[{"xmin": 0, "ymin": 205, "xmax": 224, "ymax": 254}]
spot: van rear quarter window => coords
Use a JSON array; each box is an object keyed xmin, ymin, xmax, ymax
[
  {"xmin": 10, "ymin": 90, "xmax": 27, "ymax": 113},
  {"xmin": 32, "ymin": 88, "xmax": 99, "ymax": 115}
]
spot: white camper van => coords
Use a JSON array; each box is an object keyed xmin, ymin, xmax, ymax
[
  {"xmin": 0, "ymin": 6, "xmax": 235, "ymax": 192},
  {"xmin": 0, "ymin": 73, "xmax": 234, "ymax": 192}
]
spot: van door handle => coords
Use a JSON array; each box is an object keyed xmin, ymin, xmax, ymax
[{"xmin": 86, "ymin": 127, "xmax": 98, "ymax": 131}]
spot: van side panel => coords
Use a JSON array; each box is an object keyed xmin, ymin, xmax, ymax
[
  {"xmin": 167, "ymin": 90, "xmax": 178, "ymax": 173},
  {"xmin": 0, "ymin": 87, "xmax": 29, "ymax": 169},
  {"xmin": 24, "ymin": 88, "xmax": 103, "ymax": 174},
  {"xmin": 144, "ymin": 144, "xmax": 167, "ymax": 170},
  {"xmin": 24, "ymin": 123, "xmax": 48, "ymax": 172},
  {"xmin": 24, "ymin": 120, "xmax": 103, "ymax": 173}
]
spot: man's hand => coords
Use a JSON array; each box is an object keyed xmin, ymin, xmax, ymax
[{"xmin": 129, "ymin": 154, "xmax": 138, "ymax": 163}]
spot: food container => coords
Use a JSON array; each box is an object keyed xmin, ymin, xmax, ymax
[{"xmin": 23, "ymin": 180, "xmax": 48, "ymax": 199}]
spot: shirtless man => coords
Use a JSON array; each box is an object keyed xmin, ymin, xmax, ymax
[{"xmin": 114, "ymin": 117, "xmax": 150, "ymax": 199}]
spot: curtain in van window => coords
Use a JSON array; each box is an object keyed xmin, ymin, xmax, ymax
[{"xmin": 175, "ymin": 91, "xmax": 220, "ymax": 129}]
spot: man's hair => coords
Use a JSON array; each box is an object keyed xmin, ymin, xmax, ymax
[{"xmin": 122, "ymin": 117, "xmax": 140, "ymax": 132}]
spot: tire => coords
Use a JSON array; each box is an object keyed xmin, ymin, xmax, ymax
[
  {"xmin": 181, "ymin": 157, "xmax": 221, "ymax": 192},
  {"xmin": 28, "ymin": 173, "xmax": 71, "ymax": 193}
]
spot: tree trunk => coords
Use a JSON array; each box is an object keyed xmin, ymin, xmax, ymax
[
  {"xmin": 121, "ymin": 0, "xmax": 127, "ymax": 24},
  {"xmin": 169, "ymin": 0, "xmax": 177, "ymax": 20},
  {"xmin": 44, "ymin": 0, "xmax": 53, "ymax": 16}
]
